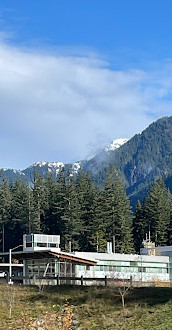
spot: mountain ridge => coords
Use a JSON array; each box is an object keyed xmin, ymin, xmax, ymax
[
  {"xmin": 0, "ymin": 138, "xmax": 128, "ymax": 183},
  {"xmin": 2, "ymin": 116, "xmax": 172, "ymax": 207}
]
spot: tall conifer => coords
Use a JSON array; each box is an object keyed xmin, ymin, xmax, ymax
[
  {"xmin": 0, "ymin": 172, "xmax": 11, "ymax": 251},
  {"xmin": 133, "ymin": 200, "xmax": 146, "ymax": 252},
  {"xmin": 104, "ymin": 167, "xmax": 134, "ymax": 253},
  {"xmin": 145, "ymin": 177, "xmax": 171, "ymax": 246},
  {"xmin": 76, "ymin": 170, "xmax": 95, "ymax": 251}
]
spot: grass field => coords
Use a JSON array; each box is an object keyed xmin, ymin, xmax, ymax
[{"xmin": 0, "ymin": 284, "xmax": 172, "ymax": 329}]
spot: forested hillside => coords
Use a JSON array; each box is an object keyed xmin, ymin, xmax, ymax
[
  {"xmin": 0, "ymin": 167, "xmax": 172, "ymax": 253},
  {"xmin": 85, "ymin": 116, "xmax": 172, "ymax": 205},
  {"xmin": 2, "ymin": 116, "xmax": 172, "ymax": 208}
]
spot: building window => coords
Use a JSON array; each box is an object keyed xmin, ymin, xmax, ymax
[
  {"xmin": 130, "ymin": 261, "xmax": 138, "ymax": 266},
  {"xmin": 26, "ymin": 243, "xmax": 32, "ymax": 247},
  {"xmin": 37, "ymin": 243, "xmax": 47, "ymax": 247},
  {"xmin": 49, "ymin": 243, "xmax": 57, "ymax": 248}
]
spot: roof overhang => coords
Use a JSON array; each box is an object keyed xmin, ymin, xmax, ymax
[{"xmin": 9, "ymin": 250, "xmax": 97, "ymax": 266}]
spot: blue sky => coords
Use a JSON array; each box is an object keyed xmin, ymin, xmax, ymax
[{"xmin": 0, "ymin": 1, "xmax": 172, "ymax": 169}]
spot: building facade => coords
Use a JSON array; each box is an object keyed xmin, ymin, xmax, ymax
[{"xmin": 5, "ymin": 235, "xmax": 172, "ymax": 285}]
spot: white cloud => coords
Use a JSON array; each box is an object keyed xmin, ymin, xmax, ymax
[{"xmin": 0, "ymin": 41, "xmax": 172, "ymax": 168}]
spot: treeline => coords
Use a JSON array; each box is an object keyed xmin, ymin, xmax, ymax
[
  {"xmin": 133, "ymin": 177, "xmax": 172, "ymax": 252},
  {"xmin": 0, "ymin": 168, "xmax": 172, "ymax": 253}
]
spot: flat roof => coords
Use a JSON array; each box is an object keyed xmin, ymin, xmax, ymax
[{"xmin": 73, "ymin": 252, "xmax": 169, "ymax": 263}]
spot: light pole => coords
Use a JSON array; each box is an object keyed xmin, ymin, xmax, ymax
[{"xmin": 9, "ymin": 244, "xmax": 23, "ymax": 285}]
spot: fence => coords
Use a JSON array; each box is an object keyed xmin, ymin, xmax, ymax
[{"xmin": 1, "ymin": 275, "xmax": 171, "ymax": 287}]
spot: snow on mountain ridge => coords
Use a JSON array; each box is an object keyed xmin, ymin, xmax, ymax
[
  {"xmin": 72, "ymin": 162, "xmax": 81, "ymax": 173},
  {"xmin": 3, "ymin": 168, "xmax": 25, "ymax": 175},
  {"xmin": 105, "ymin": 138, "xmax": 129, "ymax": 152},
  {"xmin": 1, "ymin": 138, "xmax": 129, "ymax": 179},
  {"xmin": 33, "ymin": 161, "xmax": 81, "ymax": 175},
  {"xmin": 32, "ymin": 161, "xmax": 65, "ymax": 175},
  {"xmin": 33, "ymin": 161, "xmax": 65, "ymax": 168}
]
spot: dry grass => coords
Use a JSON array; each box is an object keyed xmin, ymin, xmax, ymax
[{"xmin": 0, "ymin": 284, "xmax": 172, "ymax": 329}]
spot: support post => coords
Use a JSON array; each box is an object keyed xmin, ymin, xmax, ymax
[
  {"xmin": 57, "ymin": 274, "xmax": 60, "ymax": 286},
  {"xmin": 105, "ymin": 275, "xmax": 108, "ymax": 287},
  {"xmin": 8, "ymin": 249, "xmax": 13, "ymax": 284},
  {"xmin": 81, "ymin": 275, "xmax": 83, "ymax": 286}
]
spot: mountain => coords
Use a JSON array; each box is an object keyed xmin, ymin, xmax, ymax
[
  {"xmin": 2, "ymin": 116, "xmax": 172, "ymax": 207},
  {"xmin": 1, "ymin": 161, "xmax": 82, "ymax": 185},
  {"xmin": 85, "ymin": 116, "xmax": 172, "ymax": 205},
  {"xmin": 104, "ymin": 138, "xmax": 129, "ymax": 152},
  {"xmin": 0, "ymin": 139, "xmax": 127, "ymax": 185}
]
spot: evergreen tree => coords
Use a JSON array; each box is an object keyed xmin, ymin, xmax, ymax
[
  {"xmin": 52, "ymin": 168, "xmax": 67, "ymax": 248},
  {"xmin": 133, "ymin": 200, "xmax": 147, "ymax": 252},
  {"xmin": 104, "ymin": 167, "xmax": 134, "ymax": 253},
  {"xmin": 76, "ymin": 170, "xmax": 95, "ymax": 251},
  {"xmin": 144, "ymin": 177, "xmax": 171, "ymax": 246},
  {"xmin": 10, "ymin": 179, "xmax": 30, "ymax": 248},
  {"xmin": 62, "ymin": 173, "xmax": 81, "ymax": 251},
  {"xmin": 91, "ymin": 190, "xmax": 107, "ymax": 252},
  {"xmin": 32, "ymin": 171, "xmax": 47, "ymax": 233},
  {"xmin": 0, "ymin": 172, "xmax": 11, "ymax": 251},
  {"xmin": 43, "ymin": 173, "xmax": 58, "ymax": 234},
  {"xmin": 167, "ymin": 193, "xmax": 172, "ymax": 245}
]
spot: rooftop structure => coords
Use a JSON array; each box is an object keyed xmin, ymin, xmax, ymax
[
  {"xmin": 140, "ymin": 238, "xmax": 156, "ymax": 256},
  {"xmin": 23, "ymin": 234, "xmax": 60, "ymax": 252}
]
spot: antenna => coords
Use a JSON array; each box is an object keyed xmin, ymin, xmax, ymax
[
  {"xmin": 96, "ymin": 235, "xmax": 99, "ymax": 253},
  {"xmin": 112, "ymin": 235, "xmax": 115, "ymax": 253},
  {"xmin": 69, "ymin": 241, "xmax": 71, "ymax": 253},
  {"xmin": 148, "ymin": 224, "xmax": 151, "ymax": 243}
]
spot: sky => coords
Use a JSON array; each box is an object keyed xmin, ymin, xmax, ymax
[{"xmin": 1, "ymin": 1, "xmax": 172, "ymax": 169}]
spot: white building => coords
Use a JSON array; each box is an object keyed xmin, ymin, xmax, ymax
[
  {"xmin": 73, "ymin": 251, "xmax": 169, "ymax": 283},
  {"xmin": 13, "ymin": 234, "xmax": 96, "ymax": 284},
  {"xmin": 4, "ymin": 234, "xmax": 172, "ymax": 285}
]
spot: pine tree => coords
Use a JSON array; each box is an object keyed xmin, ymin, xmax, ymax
[
  {"xmin": 167, "ymin": 193, "xmax": 172, "ymax": 245},
  {"xmin": 52, "ymin": 168, "xmax": 67, "ymax": 248},
  {"xmin": 10, "ymin": 179, "xmax": 30, "ymax": 247},
  {"xmin": 62, "ymin": 173, "xmax": 81, "ymax": 251},
  {"xmin": 32, "ymin": 171, "xmax": 47, "ymax": 233},
  {"xmin": 43, "ymin": 173, "xmax": 58, "ymax": 234},
  {"xmin": 0, "ymin": 172, "xmax": 11, "ymax": 251},
  {"xmin": 144, "ymin": 177, "xmax": 171, "ymax": 246},
  {"xmin": 104, "ymin": 167, "xmax": 134, "ymax": 253},
  {"xmin": 76, "ymin": 170, "xmax": 95, "ymax": 251},
  {"xmin": 133, "ymin": 200, "xmax": 147, "ymax": 252},
  {"xmin": 91, "ymin": 190, "xmax": 107, "ymax": 252}
]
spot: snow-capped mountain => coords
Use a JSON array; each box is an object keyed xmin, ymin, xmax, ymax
[
  {"xmin": 30, "ymin": 161, "xmax": 81, "ymax": 175},
  {"xmin": 0, "ymin": 160, "xmax": 82, "ymax": 185},
  {"xmin": 31, "ymin": 161, "xmax": 65, "ymax": 175},
  {"xmin": 2, "ymin": 116, "xmax": 172, "ymax": 207},
  {"xmin": 0, "ymin": 137, "xmax": 127, "ymax": 185},
  {"xmin": 104, "ymin": 138, "xmax": 129, "ymax": 152}
]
